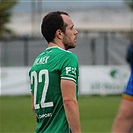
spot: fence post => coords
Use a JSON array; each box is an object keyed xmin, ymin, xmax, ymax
[
  {"xmin": 24, "ymin": 37, "xmax": 29, "ymax": 66},
  {"xmin": 1, "ymin": 39, "xmax": 8, "ymax": 66},
  {"xmin": 104, "ymin": 33, "xmax": 109, "ymax": 65},
  {"xmin": 90, "ymin": 38, "xmax": 96, "ymax": 65}
]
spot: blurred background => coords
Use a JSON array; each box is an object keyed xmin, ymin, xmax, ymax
[{"xmin": 0, "ymin": 0, "xmax": 133, "ymax": 132}]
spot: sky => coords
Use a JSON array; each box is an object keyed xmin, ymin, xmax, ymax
[{"xmin": 12, "ymin": 0, "xmax": 127, "ymax": 13}]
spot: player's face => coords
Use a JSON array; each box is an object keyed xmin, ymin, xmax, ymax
[{"xmin": 61, "ymin": 14, "xmax": 78, "ymax": 50}]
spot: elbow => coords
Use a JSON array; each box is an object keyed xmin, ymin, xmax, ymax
[
  {"xmin": 117, "ymin": 108, "xmax": 133, "ymax": 121},
  {"xmin": 32, "ymin": 104, "xmax": 34, "ymax": 112},
  {"xmin": 63, "ymin": 98, "xmax": 77, "ymax": 108}
]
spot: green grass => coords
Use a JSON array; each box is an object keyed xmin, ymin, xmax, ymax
[
  {"xmin": 0, "ymin": 95, "xmax": 121, "ymax": 133},
  {"xmin": 79, "ymin": 95, "xmax": 121, "ymax": 133}
]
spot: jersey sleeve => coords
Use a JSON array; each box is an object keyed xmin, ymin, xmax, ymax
[
  {"xmin": 60, "ymin": 52, "xmax": 79, "ymax": 83},
  {"xmin": 123, "ymin": 72, "xmax": 133, "ymax": 101}
]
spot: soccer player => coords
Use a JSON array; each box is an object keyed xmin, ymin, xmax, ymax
[
  {"xmin": 112, "ymin": 69, "xmax": 133, "ymax": 133},
  {"xmin": 29, "ymin": 11, "xmax": 81, "ymax": 133}
]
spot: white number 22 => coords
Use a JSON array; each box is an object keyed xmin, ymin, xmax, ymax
[{"xmin": 30, "ymin": 69, "xmax": 53, "ymax": 109}]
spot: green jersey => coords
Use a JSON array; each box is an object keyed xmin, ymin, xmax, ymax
[{"xmin": 29, "ymin": 46, "xmax": 79, "ymax": 133}]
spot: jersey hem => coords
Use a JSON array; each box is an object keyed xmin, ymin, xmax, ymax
[
  {"xmin": 123, "ymin": 94, "xmax": 133, "ymax": 101},
  {"xmin": 61, "ymin": 77, "xmax": 76, "ymax": 83}
]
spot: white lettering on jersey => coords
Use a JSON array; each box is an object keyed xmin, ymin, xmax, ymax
[
  {"xmin": 66, "ymin": 67, "xmax": 76, "ymax": 76},
  {"xmin": 72, "ymin": 68, "xmax": 76, "ymax": 75},
  {"xmin": 38, "ymin": 113, "xmax": 52, "ymax": 119},
  {"xmin": 66, "ymin": 67, "xmax": 71, "ymax": 75},
  {"xmin": 34, "ymin": 56, "xmax": 50, "ymax": 66}
]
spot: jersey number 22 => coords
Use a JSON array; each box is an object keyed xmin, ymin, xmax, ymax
[{"xmin": 30, "ymin": 69, "xmax": 53, "ymax": 109}]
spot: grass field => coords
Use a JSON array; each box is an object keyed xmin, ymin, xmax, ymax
[{"xmin": 0, "ymin": 95, "xmax": 121, "ymax": 133}]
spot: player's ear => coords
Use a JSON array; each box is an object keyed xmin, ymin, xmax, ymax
[{"xmin": 55, "ymin": 29, "xmax": 63, "ymax": 39}]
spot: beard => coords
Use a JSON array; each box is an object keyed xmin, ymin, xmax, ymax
[{"xmin": 62, "ymin": 37, "xmax": 76, "ymax": 50}]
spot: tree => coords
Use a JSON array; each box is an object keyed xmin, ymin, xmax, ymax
[
  {"xmin": 125, "ymin": 0, "xmax": 133, "ymax": 11},
  {"xmin": 0, "ymin": 0, "xmax": 17, "ymax": 38}
]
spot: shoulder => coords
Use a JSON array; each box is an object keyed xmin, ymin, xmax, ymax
[
  {"xmin": 56, "ymin": 47, "xmax": 78, "ymax": 61},
  {"xmin": 63, "ymin": 50, "xmax": 78, "ymax": 59},
  {"xmin": 62, "ymin": 52, "xmax": 78, "ymax": 65},
  {"xmin": 66, "ymin": 51, "xmax": 78, "ymax": 59}
]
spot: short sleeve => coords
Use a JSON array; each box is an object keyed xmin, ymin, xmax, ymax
[
  {"xmin": 123, "ymin": 73, "xmax": 133, "ymax": 101},
  {"xmin": 60, "ymin": 53, "xmax": 79, "ymax": 83}
]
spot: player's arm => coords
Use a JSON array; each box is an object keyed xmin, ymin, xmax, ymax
[
  {"xmin": 112, "ymin": 98, "xmax": 133, "ymax": 133},
  {"xmin": 31, "ymin": 94, "xmax": 34, "ymax": 111},
  {"xmin": 61, "ymin": 80, "xmax": 81, "ymax": 133},
  {"xmin": 31, "ymin": 93, "xmax": 36, "ymax": 116}
]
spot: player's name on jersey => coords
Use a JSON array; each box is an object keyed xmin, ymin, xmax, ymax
[{"xmin": 33, "ymin": 56, "xmax": 50, "ymax": 66}]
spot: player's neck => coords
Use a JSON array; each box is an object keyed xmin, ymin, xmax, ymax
[{"xmin": 48, "ymin": 41, "xmax": 65, "ymax": 50}]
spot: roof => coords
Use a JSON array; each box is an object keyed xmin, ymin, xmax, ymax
[{"xmin": 75, "ymin": 23, "xmax": 132, "ymax": 32}]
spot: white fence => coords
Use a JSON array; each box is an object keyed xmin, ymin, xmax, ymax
[
  {"xmin": 1, "ymin": 66, "xmax": 130, "ymax": 96},
  {"xmin": 1, "ymin": 67, "xmax": 31, "ymax": 96},
  {"xmin": 80, "ymin": 66, "xmax": 130, "ymax": 95}
]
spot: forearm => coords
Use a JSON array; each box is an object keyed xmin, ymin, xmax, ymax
[
  {"xmin": 112, "ymin": 99, "xmax": 133, "ymax": 133},
  {"xmin": 64, "ymin": 99, "xmax": 81, "ymax": 133},
  {"xmin": 31, "ymin": 94, "xmax": 36, "ymax": 116},
  {"xmin": 112, "ymin": 114, "xmax": 133, "ymax": 133}
]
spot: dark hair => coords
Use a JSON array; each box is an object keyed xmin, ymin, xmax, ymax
[{"xmin": 41, "ymin": 11, "xmax": 69, "ymax": 43}]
